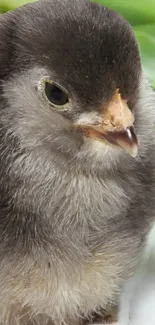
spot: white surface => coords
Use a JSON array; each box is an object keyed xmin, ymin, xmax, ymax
[
  {"xmin": 128, "ymin": 225, "xmax": 155, "ymax": 325},
  {"xmin": 118, "ymin": 224, "xmax": 155, "ymax": 325}
]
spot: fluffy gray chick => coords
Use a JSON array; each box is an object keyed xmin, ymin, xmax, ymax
[{"xmin": 0, "ymin": 0, "xmax": 155, "ymax": 324}]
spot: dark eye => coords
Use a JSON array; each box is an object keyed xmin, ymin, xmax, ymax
[{"xmin": 44, "ymin": 82, "xmax": 69, "ymax": 107}]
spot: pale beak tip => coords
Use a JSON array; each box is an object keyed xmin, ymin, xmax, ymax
[
  {"xmin": 128, "ymin": 144, "xmax": 138, "ymax": 158},
  {"xmin": 125, "ymin": 127, "xmax": 138, "ymax": 157}
]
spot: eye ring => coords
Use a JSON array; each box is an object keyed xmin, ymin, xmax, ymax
[{"xmin": 40, "ymin": 78, "xmax": 71, "ymax": 110}]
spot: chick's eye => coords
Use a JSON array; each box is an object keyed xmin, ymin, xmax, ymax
[{"xmin": 44, "ymin": 82, "xmax": 69, "ymax": 107}]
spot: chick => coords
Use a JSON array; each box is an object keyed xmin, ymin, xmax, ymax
[{"xmin": 0, "ymin": 0, "xmax": 155, "ymax": 324}]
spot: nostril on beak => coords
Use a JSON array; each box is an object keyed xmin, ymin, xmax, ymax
[{"xmin": 110, "ymin": 119, "xmax": 116, "ymax": 127}]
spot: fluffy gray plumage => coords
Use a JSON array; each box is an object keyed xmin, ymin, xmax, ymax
[{"xmin": 0, "ymin": 0, "xmax": 155, "ymax": 324}]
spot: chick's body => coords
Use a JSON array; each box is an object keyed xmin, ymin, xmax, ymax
[{"xmin": 0, "ymin": 0, "xmax": 155, "ymax": 324}]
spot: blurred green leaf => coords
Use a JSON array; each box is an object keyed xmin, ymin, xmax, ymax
[
  {"xmin": 134, "ymin": 28, "xmax": 155, "ymax": 86},
  {"xmin": 93, "ymin": 0, "xmax": 155, "ymax": 26},
  {"xmin": 0, "ymin": 0, "xmax": 36, "ymax": 12}
]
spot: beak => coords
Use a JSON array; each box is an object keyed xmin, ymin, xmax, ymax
[{"xmin": 74, "ymin": 90, "xmax": 138, "ymax": 157}]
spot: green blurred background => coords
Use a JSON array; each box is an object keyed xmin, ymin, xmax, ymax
[{"xmin": 0, "ymin": 0, "xmax": 155, "ymax": 88}]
